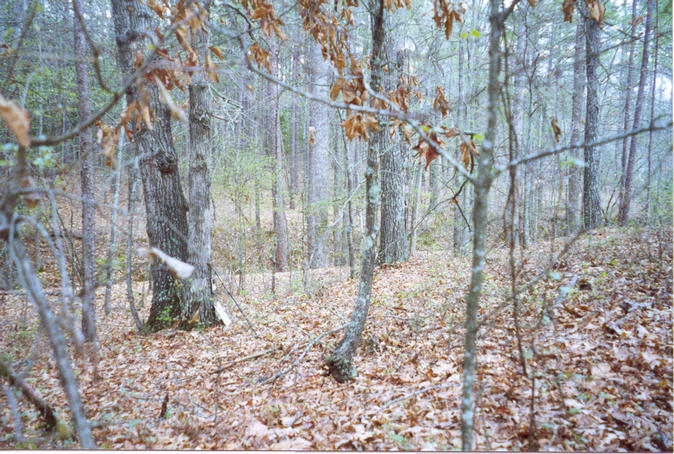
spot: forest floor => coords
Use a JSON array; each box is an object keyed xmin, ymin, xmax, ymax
[{"xmin": 0, "ymin": 226, "xmax": 672, "ymax": 450}]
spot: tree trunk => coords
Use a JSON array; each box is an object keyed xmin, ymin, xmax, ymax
[
  {"xmin": 379, "ymin": 49, "xmax": 408, "ymax": 265},
  {"xmin": 269, "ymin": 71, "xmax": 289, "ymax": 271},
  {"xmin": 567, "ymin": 8, "xmax": 585, "ymax": 233},
  {"xmin": 453, "ymin": 40, "xmax": 466, "ymax": 254},
  {"xmin": 307, "ymin": 42, "xmax": 330, "ymax": 269},
  {"xmin": 110, "ymin": 0, "xmax": 189, "ymax": 332},
  {"xmin": 72, "ymin": 0, "xmax": 97, "ymax": 344},
  {"xmin": 619, "ymin": 0, "xmax": 654, "ymax": 224},
  {"xmin": 428, "ymin": 158, "xmax": 439, "ymax": 210},
  {"xmin": 461, "ymin": 0, "xmax": 500, "ymax": 446},
  {"xmin": 582, "ymin": 11, "xmax": 602, "ymax": 230},
  {"xmin": 9, "ymin": 238, "xmax": 95, "ymax": 448},
  {"xmin": 618, "ymin": 0, "xmax": 639, "ymax": 217},
  {"xmin": 289, "ymin": 29, "xmax": 300, "ymax": 210},
  {"xmin": 184, "ymin": 1, "xmax": 217, "ymax": 328},
  {"xmin": 409, "ymin": 163, "xmax": 423, "ymax": 256},
  {"xmin": 325, "ymin": 0, "xmax": 385, "ymax": 383},
  {"xmin": 645, "ymin": 0, "xmax": 659, "ymax": 219},
  {"xmin": 343, "ymin": 135, "xmax": 356, "ymax": 278}
]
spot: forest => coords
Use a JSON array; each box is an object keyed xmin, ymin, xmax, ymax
[{"xmin": 0, "ymin": 0, "xmax": 672, "ymax": 450}]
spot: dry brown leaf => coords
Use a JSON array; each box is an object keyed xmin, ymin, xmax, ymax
[
  {"xmin": 95, "ymin": 120, "xmax": 119, "ymax": 168},
  {"xmin": 0, "ymin": 93, "xmax": 30, "ymax": 148},
  {"xmin": 551, "ymin": 117, "xmax": 562, "ymax": 143},
  {"xmin": 209, "ymin": 46, "xmax": 223, "ymax": 60},
  {"xmin": 562, "ymin": 0, "xmax": 576, "ymax": 22}
]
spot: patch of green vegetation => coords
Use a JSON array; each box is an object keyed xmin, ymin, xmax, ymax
[{"xmin": 407, "ymin": 316, "xmax": 425, "ymax": 332}]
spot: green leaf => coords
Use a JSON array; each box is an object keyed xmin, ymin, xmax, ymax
[
  {"xmin": 459, "ymin": 32, "xmax": 469, "ymax": 39},
  {"xmin": 470, "ymin": 29, "xmax": 481, "ymax": 37}
]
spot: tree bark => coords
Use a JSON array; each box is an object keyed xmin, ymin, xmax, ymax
[
  {"xmin": 461, "ymin": 0, "xmax": 500, "ymax": 447},
  {"xmin": 307, "ymin": 42, "xmax": 330, "ymax": 269},
  {"xmin": 619, "ymin": 0, "xmax": 654, "ymax": 223},
  {"xmin": 72, "ymin": 0, "xmax": 97, "ymax": 344},
  {"xmin": 110, "ymin": 0, "xmax": 189, "ymax": 332},
  {"xmin": 453, "ymin": 39, "xmax": 467, "ymax": 254},
  {"xmin": 428, "ymin": 158, "xmax": 439, "ymax": 210},
  {"xmin": 567, "ymin": 7, "xmax": 585, "ymax": 233},
  {"xmin": 4, "ymin": 222, "xmax": 95, "ymax": 447},
  {"xmin": 618, "ymin": 0, "xmax": 639, "ymax": 217},
  {"xmin": 645, "ymin": 0, "xmax": 659, "ymax": 218},
  {"xmin": 409, "ymin": 163, "xmax": 423, "ymax": 256},
  {"xmin": 379, "ymin": 49, "xmax": 408, "ymax": 265},
  {"xmin": 325, "ymin": 0, "xmax": 385, "ymax": 383},
  {"xmin": 582, "ymin": 11, "xmax": 602, "ymax": 229},
  {"xmin": 289, "ymin": 28, "xmax": 300, "ymax": 210},
  {"xmin": 268, "ymin": 64, "xmax": 289, "ymax": 271},
  {"xmin": 184, "ymin": 1, "xmax": 217, "ymax": 328},
  {"xmin": 342, "ymin": 137, "xmax": 355, "ymax": 278}
]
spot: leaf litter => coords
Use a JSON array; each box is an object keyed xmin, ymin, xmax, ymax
[{"xmin": 0, "ymin": 227, "xmax": 671, "ymax": 450}]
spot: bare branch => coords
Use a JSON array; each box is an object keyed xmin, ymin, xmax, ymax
[{"xmin": 496, "ymin": 117, "xmax": 672, "ymax": 175}]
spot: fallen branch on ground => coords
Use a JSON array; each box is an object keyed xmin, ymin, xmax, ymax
[
  {"xmin": 211, "ymin": 345, "xmax": 284, "ymax": 375},
  {"xmin": 0, "ymin": 357, "xmax": 69, "ymax": 436},
  {"xmin": 258, "ymin": 324, "xmax": 347, "ymax": 385},
  {"xmin": 378, "ymin": 381, "xmax": 460, "ymax": 414}
]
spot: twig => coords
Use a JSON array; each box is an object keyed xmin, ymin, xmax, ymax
[
  {"xmin": 3, "ymin": 1, "xmax": 37, "ymax": 92},
  {"xmin": 378, "ymin": 381, "xmax": 459, "ymax": 414},
  {"xmin": 534, "ymin": 275, "xmax": 579, "ymax": 330},
  {"xmin": 477, "ymin": 229, "xmax": 585, "ymax": 330},
  {"xmin": 497, "ymin": 117, "xmax": 672, "ymax": 173},
  {"xmin": 211, "ymin": 345, "xmax": 283, "ymax": 374},
  {"xmin": 211, "ymin": 266, "xmax": 259, "ymax": 337},
  {"xmin": 71, "ymin": 0, "xmax": 111, "ymax": 93},
  {"xmin": 28, "ymin": 1, "xmax": 209, "ymax": 147},
  {"xmin": 257, "ymin": 324, "xmax": 347, "ymax": 385}
]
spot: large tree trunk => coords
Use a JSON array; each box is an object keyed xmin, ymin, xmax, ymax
[
  {"xmin": 306, "ymin": 42, "xmax": 330, "ymax": 269},
  {"xmin": 110, "ymin": 0, "xmax": 189, "ymax": 332},
  {"xmin": 379, "ymin": 49, "xmax": 408, "ymax": 265},
  {"xmin": 325, "ymin": 0, "xmax": 385, "ymax": 383},
  {"xmin": 461, "ymin": 0, "xmax": 500, "ymax": 446},
  {"xmin": 567, "ymin": 8, "xmax": 585, "ymax": 233},
  {"xmin": 619, "ymin": 0, "xmax": 654, "ymax": 223},
  {"xmin": 582, "ymin": 11, "xmax": 602, "ymax": 230},
  {"xmin": 184, "ymin": 1, "xmax": 217, "ymax": 328},
  {"xmin": 72, "ymin": 0, "xmax": 97, "ymax": 344}
]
